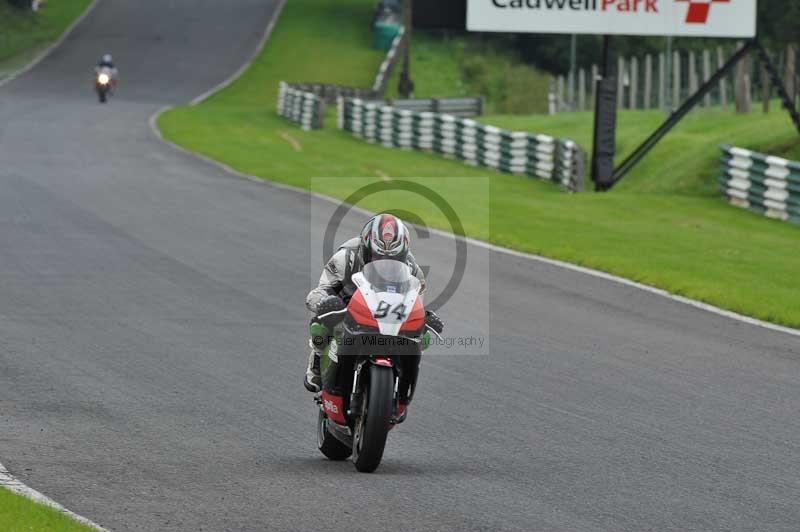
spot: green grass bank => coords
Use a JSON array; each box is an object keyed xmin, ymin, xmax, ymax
[
  {"xmin": 0, "ymin": 488, "xmax": 96, "ymax": 532},
  {"xmin": 0, "ymin": 0, "xmax": 92, "ymax": 77},
  {"xmin": 158, "ymin": 0, "xmax": 800, "ymax": 328}
]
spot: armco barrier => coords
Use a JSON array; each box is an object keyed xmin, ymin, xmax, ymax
[
  {"xmin": 366, "ymin": 97, "xmax": 483, "ymax": 117},
  {"xmin": 277, "ymin": 82, "xmax": 324, "ymax": 130},
  {"xmin": 287, "ymin": 83, "xmax": 379, "ymax": 105},
  {"xmin": 720, "ymin": 145, "xmax": 800, "ymax": 224},
  {"xmin": 277, "ymin": 82, "xmax": 482, "ymax": 129},
  {"xmin": 338, "ymin": 97, "xmax": 585, "ymax": 191}
]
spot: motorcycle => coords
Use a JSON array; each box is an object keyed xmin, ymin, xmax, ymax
[
  {"xmin": 95, "ymin": 67, "xmax": 114, "ymax": 103},
  {"xmin": 313, "ymin": 260, "xmax": 436, "ymax": 472}
]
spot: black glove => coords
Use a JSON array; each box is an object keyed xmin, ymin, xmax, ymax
[
  {"xmin": 425, "ymin": 310, "xmax": 444, "ymax": 334},
  {"xmin": 316, "ymin": 295, "xmax": 346, "ymax": 328}
]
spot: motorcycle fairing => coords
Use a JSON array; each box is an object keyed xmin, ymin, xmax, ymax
[{"xmin": 351, "ymin": 268, "xmax": 420, "ymax": 337}]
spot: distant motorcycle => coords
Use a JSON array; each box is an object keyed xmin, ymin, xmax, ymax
[
  {"xmin": 313, "ymin": 260, "xmax": 433, "ymax": 473},
  {"xmin": 95, "ymin": 67, "xmax": 114, "ymax": 103}
]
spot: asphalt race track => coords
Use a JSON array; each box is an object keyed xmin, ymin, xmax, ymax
[{"xmin": 1, "ymin": 2, "xmax": 800, "ymax": 530}]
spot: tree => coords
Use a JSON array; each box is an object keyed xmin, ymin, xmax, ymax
[{"xmin": 758, "ymin": 0, "xmax": 800, "ymax": 44}]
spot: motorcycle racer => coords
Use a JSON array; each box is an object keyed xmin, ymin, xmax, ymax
[
  {"xmin": 95, "ymin": 54, "xmax": 119, "ymax": 83},
  {"xmin": 96, "ymin": 53, "xmax": 116, "ymax": 72},
  {"xmin": 304, "ymin": 213, "xmax": 443, "ymax": 393}
]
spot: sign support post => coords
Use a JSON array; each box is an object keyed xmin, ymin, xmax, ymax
[
  {"xmin": 591, "ymin": 36, "xmax": 618, "ymax": 191},
  {"xmin": 753, "ymin": 41, "xmax": 800, "ymax": 134}
]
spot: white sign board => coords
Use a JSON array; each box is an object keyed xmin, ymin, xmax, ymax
[{"xmin": 467, "ymin": 0, "xmax": 757, "ymax": 38}]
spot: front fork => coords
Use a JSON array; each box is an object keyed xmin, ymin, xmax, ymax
[
  {"xmin": 348, "ymin": 360, "xmax": 368, "ymax": 418},
  {"xmin": 310, "ymin": 321, "xmax": 428, "ymax": 424},
  {"xmin": 349, "ymin": 359, "xmax": 408, "ymax": 428}
]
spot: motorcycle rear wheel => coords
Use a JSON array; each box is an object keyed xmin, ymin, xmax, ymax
[
  {"xmin": 352, "ymin": 364, "xmax": 394, "ymax": 473},
  {"xmin": 317, "ymin": 409, "xmax": 351, "ymax": 460}
]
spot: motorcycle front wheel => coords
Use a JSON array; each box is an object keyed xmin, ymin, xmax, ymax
[{"xmin": 352, "ymin": 364, "xmax": 394, "ymax": 472}]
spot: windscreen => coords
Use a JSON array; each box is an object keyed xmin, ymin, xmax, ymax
[{"xmin": 361, "ymin": 260, "xmax": 417, "ymax": 295}]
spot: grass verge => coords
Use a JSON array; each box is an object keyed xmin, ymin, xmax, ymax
[
  {"xmin": 0, "ymin": 487, "xmax": 96, "ymax": 532},
  {"xmin": 0, "ymin": 0, "xmax": 93, "ymax": 78},
  {"xmin": 484, "ymin": 106, "xmax": 800, "ymax": 195},
  {"xmin": 158, "ymin": 0, "xmax": 800, "ymax": 328}
]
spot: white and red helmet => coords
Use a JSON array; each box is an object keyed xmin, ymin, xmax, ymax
[{"xmin": 359, "ymin": 213, "xmax": 410, "ymax": 263}]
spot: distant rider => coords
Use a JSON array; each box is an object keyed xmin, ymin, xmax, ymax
[{"xmin": 95, "ymin": 53, "xmax": 118, "ymax": 84}]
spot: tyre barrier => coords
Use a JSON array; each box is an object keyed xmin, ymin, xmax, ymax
[
  {"xmin": 337, "ymin": 97, "xmax": 585, "ymax": 191},
  {"xmin": 720, "ymin": 145, "xmax": 800, "ymax": 224},
  {"xmin": 277, "ymin": 82, "xmax": 324, "ymax": 130}
]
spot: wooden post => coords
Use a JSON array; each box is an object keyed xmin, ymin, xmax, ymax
[
  {"xmin": 761, "ymin": 58, "xmax": 771, "ymax": 113},
  {"xmin": 658, "ymin": 53, "xmax": 665, "ymax": 110},
  {"xmin": 688, "ymin": 50, "xmax": 698, "ymax": 96},
  {"xmin": 618, "ymin": 57, "xmax": 626, "ymax": 108},
  {"xmin": 630, "ymin": 56, "xmax": 638, "ymax": 109},
  {"xmin": 566, "ymin": 70, "xmax": 575, "ymax": 111},
  {"xmin": 569, "ymin": 34, "xmax": 577, "ymax": 110},
  {"xmin": 590, "ymin": 64, "xmax": 598, "ymax": 110},
  {"xmin": 735, "ymin": 42, "xmax": 752, "ymax": 113},
  {"xmin": 673, "ymin": 51, "xmax": 681, "ymax": 106},
  {"xmin": 702, "ymin": 49, "xmax": 711, "ymax": 107},
  {"xmin": 557, "ymin": 75, "xmax": 565, "ymax": 112},
  {"xmin": 578, "ymin": 68, "xmax": 586, "ymax": 111},
  {"xmin": 717, "ymin": 47, "xmax": 728, "ymax": 108},
  {"xmin": 644, "ymin": 54, "xmax": 653, "ymax": 109},
  {"xmin": 786, "ymin": 44, "xmax": 798, "ymax": 106}
]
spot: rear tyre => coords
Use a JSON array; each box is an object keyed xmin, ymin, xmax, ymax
[
  {"xmin": 317, "ymin": 409, "xmax": 350, "ymax": 460},
  {"xmin": 352, "ymin": 365, "xmax": 394, "ymax": 473}
]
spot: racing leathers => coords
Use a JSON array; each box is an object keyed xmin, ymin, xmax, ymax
[
  {"xmin": 305, "ymin": 237, "xmax": 426, "ymax": 314},
  {"xmin": 304, "ymin": 237, "xmax": 429, "ymax": 397}
]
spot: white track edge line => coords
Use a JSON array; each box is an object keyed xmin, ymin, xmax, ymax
[
  {"xmin": 188, "ymin": 0, "xmax": 287, "ymax": 106},
  {"xmin": 147, "ymin": 11, "xmax": 800, "ymax": 342},
  {"xmin": 0, "ymin": 462, "xmax": 109, "ymax": 530},
  {"xmin": 0, "ymin": 0, "xmax": 103, "ymax": 88}
]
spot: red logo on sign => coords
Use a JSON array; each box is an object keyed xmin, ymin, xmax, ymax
[{"xmin": 676, "ymin": 0, "xmax": 730, "ymax": 24}]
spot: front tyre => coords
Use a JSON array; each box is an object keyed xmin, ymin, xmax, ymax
[
  {"xmin": 317, "ymin": 409, "xmax": 350, "ymax": 460},
  {"xmin": 352, "ymin": 364, "xmax": 394, "ymax": 473}
]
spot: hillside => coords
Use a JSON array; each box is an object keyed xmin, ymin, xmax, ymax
[{"xmin": 385, "ymin": 32, "xmax": 551, "ymax": 115}]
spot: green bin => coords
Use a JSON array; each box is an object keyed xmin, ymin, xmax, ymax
[{"xmin": 374, "ymin": 22, "xmax": 401, "ymax": 51}]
